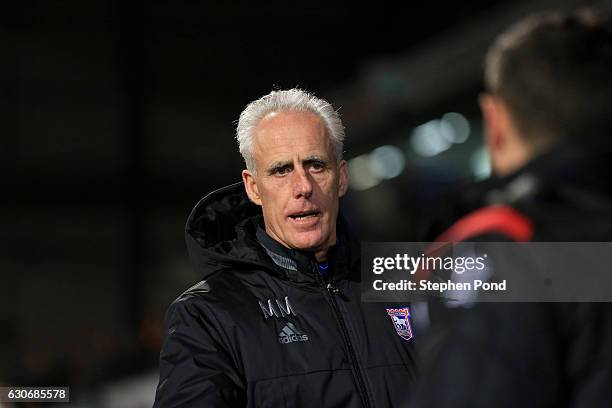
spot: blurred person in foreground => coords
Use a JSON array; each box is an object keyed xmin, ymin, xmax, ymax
[
  {"xmin": 414, "ymin": 9, "xmax": 612, "ymax": 408},
  {"xmin": 152, "ymin": 89, "xmax": 417, "ymax": 407}
]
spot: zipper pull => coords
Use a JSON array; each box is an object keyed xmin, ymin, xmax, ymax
[
  {"xmin": 326, "ymin": 283, "xmax": 340, "ymax": 295},
  {"xmin": 327, "ymin": 282, "xmax": 349, "ymax": 300}
]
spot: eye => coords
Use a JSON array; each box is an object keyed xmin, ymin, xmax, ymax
[
  {"xmin": 309, "ymin": 161, "xmax": 326, "ymax": 172},
  {"xmin": 272, "ymin": 165, "xmax": 291, "ymax": 176}
]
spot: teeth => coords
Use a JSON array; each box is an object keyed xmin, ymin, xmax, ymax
[{"xmin": 291, "ymin": 212, "xmax": 317, "ymax": 219}]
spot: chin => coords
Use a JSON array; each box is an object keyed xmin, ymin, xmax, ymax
[{"xmin": 289, "ymin": 232, "xmax": 327, "ymax": 252}]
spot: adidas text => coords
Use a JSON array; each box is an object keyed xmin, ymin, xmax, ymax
[{"xmin": 278, "ymin": 323, "xmax": 309, "ymax": 344}]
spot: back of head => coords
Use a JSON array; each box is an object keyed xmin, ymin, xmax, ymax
[{"xmin": 485, "ymin": 8, "xmax": 612, "ymax": 147}]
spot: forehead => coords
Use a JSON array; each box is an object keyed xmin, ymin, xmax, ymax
[{"xmin": 252, "ymin": 111, "xmax": 333, "ymax": 162}]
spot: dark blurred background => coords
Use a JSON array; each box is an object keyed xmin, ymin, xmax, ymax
[{"xmin": 0, "ymin": 0, "xmax": 606, "ymax": 406}]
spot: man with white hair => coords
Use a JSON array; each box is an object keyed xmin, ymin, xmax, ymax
[{"xmin": 152, "ymin": 89, "xmax": 417, "ymax": 407}]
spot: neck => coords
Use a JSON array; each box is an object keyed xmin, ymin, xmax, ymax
[
  {"xmin": 257, "ymin": 225, "xmax": 335, "ymax": 264},
  {"xmin": 314, "ymin": 250, "xmax": 327, "ymax": 263}
]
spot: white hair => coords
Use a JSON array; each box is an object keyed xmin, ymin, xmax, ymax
[{"xmin": 236, "ymin": 88, "xmax": 345, "ymax": 172}]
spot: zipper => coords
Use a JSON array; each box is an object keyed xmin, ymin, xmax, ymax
[{"xmin": 318, "ymin": 267, "xmax": 371, "ymax": 408}]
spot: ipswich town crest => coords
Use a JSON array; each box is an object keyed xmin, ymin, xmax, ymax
[{"xmin": 386, "ymin": 307, "xmax": 413, "ymax": 341}]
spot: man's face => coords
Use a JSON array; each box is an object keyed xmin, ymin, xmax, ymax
[{"xmin": 242, "ymin": 111, "xmax": 348, "ymax": 257}]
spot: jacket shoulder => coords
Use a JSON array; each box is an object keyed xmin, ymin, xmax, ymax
[
  {"xmin": 174, "ymin": 279, "xmax": 212, "ymax": 302},
  {"xmin": 170, "ymin": 269, "xmax": 262, "ymax": 320},
  {"xmin": 173, "ymin": 267, "xmax": 245, "ymax": 302}
]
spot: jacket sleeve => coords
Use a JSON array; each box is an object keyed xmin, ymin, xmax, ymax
[{"xmin": 152, "ymin": 297, "xmax": 246, "ymax": 408}]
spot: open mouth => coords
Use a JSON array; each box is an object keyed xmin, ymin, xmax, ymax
[{"xmin": 289, "ymin": 210, "xmax": 321, "ymax": 220}]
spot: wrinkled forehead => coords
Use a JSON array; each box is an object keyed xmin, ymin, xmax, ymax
[{"xmin": 252, "ymin": 110, "xmax": 334, "ymax": 162}]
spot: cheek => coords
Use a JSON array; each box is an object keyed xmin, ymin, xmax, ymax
[
  {"xmin": 313, "ymin": 175, "xmax": 340, "ymax": 202},
  {"xmin": 259, "ymin": 185, "xmax": 288, "ymax": 213}
]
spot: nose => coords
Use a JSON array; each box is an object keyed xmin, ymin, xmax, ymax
[{"xmin": 292, "ymin": 167, "xmax": 313, "ymax": 199}]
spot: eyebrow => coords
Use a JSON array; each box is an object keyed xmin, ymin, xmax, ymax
[
  {"xmin": 265, "ymin": 155, "xmax": 330, "ymax": 174},
  {"xmin": 303, "ymin": 155, "xmax": 327, "ymax": 163},
  {"xmin": 265, "ymin": 161, "xmax": 292, "ymax": 175},
  {"xmin": 267, "ymin": 160, "xmax": 292, "ymax": 170}
]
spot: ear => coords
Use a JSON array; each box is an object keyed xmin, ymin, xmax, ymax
[
  {"xmin": 338, "ymin": 160, "xmax": 349, "ymax": 198},
  {"xmin": 479, "ymin": 93, "xmax": 506, "ymax": 153},
  {"xmin": 242, "ymin": 169, "xmax": 262, "ymax": 206}
]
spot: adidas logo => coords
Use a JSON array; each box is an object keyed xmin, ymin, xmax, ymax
[{"xmin": 278, "ymin": 322, "xmax": 309, "ymax": 344}]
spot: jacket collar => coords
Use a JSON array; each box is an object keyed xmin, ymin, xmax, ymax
[{"xmin": 255, "ymin": 221, "xmax": 356, "ymax": 283}]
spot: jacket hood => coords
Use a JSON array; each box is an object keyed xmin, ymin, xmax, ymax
[{"xmin": 185, "ymin": 182, "xmax": 271, "ymax": 279}]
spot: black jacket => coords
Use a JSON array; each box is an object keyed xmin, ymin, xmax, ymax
[
  {"xmin": 415, "ymin": 143, "xmax": 612, "ymax": 408},
  {"xmin": 153, "ymin": 183, "xmax": 418, "ymax": 408}
]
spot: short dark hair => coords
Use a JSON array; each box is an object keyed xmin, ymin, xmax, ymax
[{"xmin": 485, "ymin": 9, "xmax": 612, "ymax": 146}]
